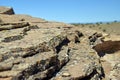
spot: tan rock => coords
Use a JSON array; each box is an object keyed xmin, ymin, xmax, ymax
[
  {"xmin": 62, "ymin": 72, "xmax": 71, "ymax": 77},
  {"xmin": 0, "ymin": 6, "xmax": 14, "ymax": 15}
]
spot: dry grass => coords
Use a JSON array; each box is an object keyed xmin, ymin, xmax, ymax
[{"xmin": 72, "ymin": 22, "xmax": 120, "ymax": 35}]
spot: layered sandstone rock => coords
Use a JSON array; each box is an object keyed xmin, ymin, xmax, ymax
[{"xmin": 0, "ymin": 6, "xmax": 120, "ymax": 80}]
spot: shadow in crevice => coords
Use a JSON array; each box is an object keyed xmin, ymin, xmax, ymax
[
  {"xmin": 42, "ymin": 49, "xmax": 71, "ymax": 80},
  {"xmin": 80, "ymin": 68, "xmax": 105, "ymax": 80},
  {"xmin": 55, "ymin": 38, "xmax": 70, "ymax": 53},
  {"xmin": 97, "ymin": 52, "xmax": 105, "ymax": 57}
]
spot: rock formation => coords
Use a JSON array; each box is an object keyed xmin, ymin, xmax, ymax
[
  {"xmin": 0, "ymin": 6, "xmax": 15, "ymax": 15},
  {"xmin": 93, "ymin": 40, "xmax": 120, "ymax": 56},
  {"xmin": 0, "ymin": 6, "xmax": 120, "ymax": 80}
]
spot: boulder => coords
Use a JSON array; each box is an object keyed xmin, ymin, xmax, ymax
[
  {"xmin": 0, "ymin": 6, "xmax": 15, "ymax": 15},
  {"xmin": 93, "ymin": 40, "xmax": 120, "ymax": 57}
]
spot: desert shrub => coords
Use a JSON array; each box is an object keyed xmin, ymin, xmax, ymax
[
  {"xmin": 81, "ymin": 24, "xmax": 84, "ymax": 27},
  {"xmin": 92, "ymin": 25, "xmax": 95, "ymax": 27},
  {"xmin": 19, "ymin": 18, "xmax": 25, "ymax": 21},
  {"xmin": 99, "ymin": 27, "xmax": 102, "ymax": 29},
  {"xmin": 96, "ymin": 22, "xmax": 100, "ymax": 26},
  {"xmin": 103, "ymin": 29, "xmax": 106, "ymax": 32},
  {"xmin": 71, "ymin": 23, "xmax": 81, "ymax": 26},
  {"xmin": 106, "ymin": 22, "xmax": 110, "ymax": 25},
  {"xmin": 114, "ymin": 20, "xmax": 117, "ymax": 23},
  {"xmin": 89, "ymin": 26, "xmax": 92, "ymax": 28},
  {"xmin": 73, "ymin": 24, "xmax": 79, "ymax": 26},
  {"xmin": 99, "ymin": 22, "xmax": 102, "ymax": 24}
]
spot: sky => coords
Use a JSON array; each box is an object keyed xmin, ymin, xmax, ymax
[{"xmin": 0, "ymin": 0, "xmax": 120, "ymax": 23}]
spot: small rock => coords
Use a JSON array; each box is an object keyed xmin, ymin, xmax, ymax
[{"xmin": 62, "ymin": 72, "xmax": 71, "ymax": 77}]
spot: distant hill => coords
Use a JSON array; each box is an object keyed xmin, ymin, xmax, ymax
[{"xmin": 71, "ymin": 21, "xmax": 120, "ymax": 35}]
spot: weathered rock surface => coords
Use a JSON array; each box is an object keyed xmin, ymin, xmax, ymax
[
  {"xmin": 0, "ymin": 6, "xmax": 14, "ymax": 15},
  {"xmin": 0, "ymin": 7, "xmax": 120, "ymax": 80}
]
